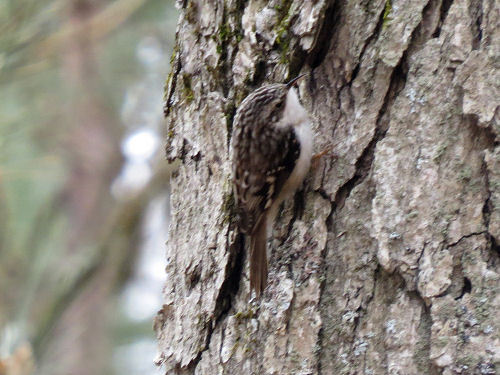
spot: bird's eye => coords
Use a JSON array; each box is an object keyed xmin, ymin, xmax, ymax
[{"xmin": 276, "ymin": 101, "xmax": 284, "ymax": 109}]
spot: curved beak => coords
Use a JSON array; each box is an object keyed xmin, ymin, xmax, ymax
[{"xmin": 286, "ymin": 73, "xmax": 307, "ymax": 89}]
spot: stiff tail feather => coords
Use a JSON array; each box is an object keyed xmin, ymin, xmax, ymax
[{"xmin": 249, "ymin": 218, "xmax": 268, "ymax": 296}]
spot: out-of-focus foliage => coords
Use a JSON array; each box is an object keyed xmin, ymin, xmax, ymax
[{"xmin": 0, "ymin": 0, "xmax": 177, "ymax": 374}]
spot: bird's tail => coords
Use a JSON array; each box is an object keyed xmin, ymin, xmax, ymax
[{"xmin": 249, "ymin": 218, "xmax": 268, "ymax": 296}]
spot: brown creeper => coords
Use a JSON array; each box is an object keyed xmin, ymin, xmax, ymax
[{"xmin": 231, "ymin": 76, "xmax": 313, "ymax": 296}]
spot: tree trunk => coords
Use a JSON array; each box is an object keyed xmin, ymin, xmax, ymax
[{"xmin": 155, "ymin": 0, "xmax": 500, "ymax": 374}]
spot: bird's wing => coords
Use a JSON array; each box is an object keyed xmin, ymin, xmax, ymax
[{"xmin": 233, "ymin": 125, "xmax": 300, "ymax": 234}]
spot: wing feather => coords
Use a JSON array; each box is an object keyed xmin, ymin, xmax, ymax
[{"xmin": 233, "ymin": 125, "xmax": 300, "ymax": 234}]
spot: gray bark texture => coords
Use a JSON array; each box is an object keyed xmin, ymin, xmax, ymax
[{"xmin": 155, "ymin": 0, "xmax": 500, "ymax": 374}]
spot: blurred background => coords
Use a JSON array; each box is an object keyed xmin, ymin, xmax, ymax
[{"xmin": 0, "ymin": 0, "xmax": 177, "ymax": 374}]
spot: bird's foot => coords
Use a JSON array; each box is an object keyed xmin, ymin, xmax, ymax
[{"xmin": 311, "ymin": 149, "xmax": 336, "ymax": 169}]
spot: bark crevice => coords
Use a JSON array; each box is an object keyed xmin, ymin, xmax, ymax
[
  {"xmin": 432, "ymin": 0, "xmax": 454, "ymax": 38},
  {"xmin": 307, "ymin": 0, "xmax": 341, "ymax": 69}
]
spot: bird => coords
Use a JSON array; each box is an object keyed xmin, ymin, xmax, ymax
[{"xmin": 231, "ymin": 75, "xmax": 313, "ymax": 296}]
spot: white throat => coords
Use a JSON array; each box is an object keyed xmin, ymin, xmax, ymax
[{"xmin": 279, "ymin": 87, "xmax": 308, "ymax": 128}]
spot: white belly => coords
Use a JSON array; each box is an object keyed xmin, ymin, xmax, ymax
[{"xmin": 267, "ymin": 86, "xmax": 313, "ymax": 232}]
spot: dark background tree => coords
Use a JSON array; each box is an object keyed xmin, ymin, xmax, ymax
[{"xmin": 156, "ymin": 0, "xmax": 499, "ymax": 374}]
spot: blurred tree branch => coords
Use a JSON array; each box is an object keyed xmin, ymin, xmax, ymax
[
  {"xmin": 0, "ymin": 0, "xmax": 148, "ymax": 83},
  {"xmin": 33, "ymin": 163, "xmax": 172, "ymax": 358},
  {"xmin": 0, "ymin": 0, "xmax": 176, "ymax": 373}
]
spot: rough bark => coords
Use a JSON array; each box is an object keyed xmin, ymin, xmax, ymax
[{"xmin": 156, "ymin": 0, "xmax": 500, "ymax": 374}]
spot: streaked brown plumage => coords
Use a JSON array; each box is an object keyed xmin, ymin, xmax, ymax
[{"xmin": 231, "ymin": 77, "xmax": 313, "ymax": 296}]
